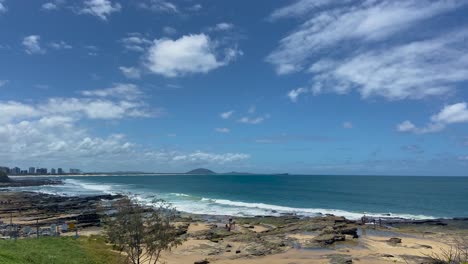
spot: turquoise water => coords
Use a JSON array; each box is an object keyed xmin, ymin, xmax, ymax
[{"xmin": 11, "ymin": 175, "xmax": 468, "ymax": 219}]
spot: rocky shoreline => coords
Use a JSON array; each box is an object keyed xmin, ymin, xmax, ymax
[{"xmin": 1, "ymin": 187, "xmax": 467, "ymax": 263}]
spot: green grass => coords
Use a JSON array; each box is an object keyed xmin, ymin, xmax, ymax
[{"xmin": 0, "ymin": 235, "xmax": 124, "ymax": 264}]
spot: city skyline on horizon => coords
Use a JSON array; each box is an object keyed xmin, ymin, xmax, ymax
[{"xmin": 1, "ymin": 1, "xmax": 468, "ymax": 176}]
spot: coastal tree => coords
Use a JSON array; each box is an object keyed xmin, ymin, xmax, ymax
[
  {"xmin": 102, "ymin": 197, "xmax": 183, "ymax": 264},
  {"xmin": 0, "ymin": 171, "xmax": 10, "ymax": 183}
]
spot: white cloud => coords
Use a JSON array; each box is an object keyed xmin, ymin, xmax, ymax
[
  {"xmin": 139, "ymin": 0, "xmax": 178, "ymax": 13},
  {"xmin": 268, "ymin": 0, "xmax": 468, "ymax": 101},
  {"xmin": 50, "ymin": 41, "xmax": 72, "ymax": 50},
  {"xmin": 120, "ymin": 33, "xmax": 152, "ymax": 52},
  {"xmin": 215, "ymin": 128, "xmax": 230, "ymax": 133},
  {"xmin": 41, "ymin": 98, "xmax": 152, "ymax": 120},
  {"xmin": 397, "ymin": 102, "xmax": 468, "ymax": 134},
  {"xmin": 220, "ymin": 110, "xmax": 234, "ymax": 119},
  {"xmin": 0, "ymin": 87, "xmax": 246, "ymax": 169},
  {"xmin": 81, "ymin": 83, "xmax": 143, "ymax": 100},
  {"xmin": 309, "ymin": 31, "xmax": 468, "ymax": 100},
  {"xmin": 269, "ymin": 0, "xmax": 343, "ymax": 20},
  {"xmin": 22, "ymin": 35, "xmax": 45, "ymax": 55},
  {"xmin": 119, "ymin": 66, "xmax": 141, "ymax": 79},
  {"xmin": 213, "ymin": 23, "xmax": 234, "ymax": 31},
  {"xmin": 0, "ymin": 118, "xmax": 135, "ymax": 164},
  {"xmin": 0, "ymin": 86, "xmax": 153, "ymax": 124},
  {"xmin": 397, "ymin": 120, "xmax": 417, "ymax": 132},
  {"xmin": 287, "ymin": 87, "xmax": 307, "ymax": 102},
  {"xmin": 0, "ymin": 0, "xmax": 7, "ymax": 14},
  {"xmin": 171, "ymin": 151, "xmax": 249, "ymax": 164},
  {"xmin": 343, "ymin": 121, "xmax": 353, "ymax": 129},
  {"xmin": 42, "ymin": 2, "xmax": 58, "ymax": 10},
  {"xmin": 0, "ymin": 101, "xmax": 41, "ymax": 124},
  {"xmin": 41, "ymin": 0, "xmax": 65, "ymax": 11},
  {"xmin": 431, "ymin": 103, "xmax": 468, "ymax": 124},
  {"xmin": 80, "ymin": 0, "xmax": 121, "ymax": 20},
  {"xmin": 145, "ymin": 34, "xmax": 241, "ymax": 77},
  {"xmin": 268, "ymin": 0, "xmax": 464, "ymax": 75},
  {"xmin": 238, "ymin": 116, "xmax": 266, "ymax": 125}
]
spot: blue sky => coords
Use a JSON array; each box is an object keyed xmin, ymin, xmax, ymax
[{"xmin": 1, "ymin": 0, "xmax": 468, "ymax": 175}]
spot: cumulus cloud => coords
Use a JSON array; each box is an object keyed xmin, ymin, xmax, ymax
[
  {"xmin": 119, "ymin": 66, "xmax": 141, "ymax": 79},
  {"xmin": 397, "ymin": 102, "xmax": 468, "ymax": 134},
  {"xmin": 220, "ymin": 110, "xmax": 234, "ymax": 119},
  {"xmin": 0, "ymin": 85, "xmax": 152, "ymax": 124},
  {"xmin": 0, "ymin": 85, "xmax": 248, "ymax": 169},
  {"xmin": 0, "ymin": 118, "xmax": 136, "ymax": 165},
  {"xmin": 22, "ymin": 35, "xmax": 45, "ymax": 54},
  {"xmin": 215, "ymin": 128, "xmax": 230, "ymax": 133},
  {"xmin": 268, "ymin": 0, "xmax": 468, "ymax": 101},
  {"xmin": 145, "ymin": 34, "xmax": 241, "ymax": 77},
  {"xmin": 80, "ymin": 0, "xmax": 121, "ymax": 20}
]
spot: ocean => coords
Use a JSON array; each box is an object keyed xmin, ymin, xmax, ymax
[{"xmin": 9, "ymin": 175, "xmax": 468, "ymax": 220}]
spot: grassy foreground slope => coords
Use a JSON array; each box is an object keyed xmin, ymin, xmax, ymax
[{"xmin": 0, "ymin": 236, "xmax": 123, "ymax": 264}]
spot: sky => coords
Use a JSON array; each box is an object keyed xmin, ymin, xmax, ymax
[{"xmin": 1, "ymin": 0, "xmax": 468, "ymax": 175}]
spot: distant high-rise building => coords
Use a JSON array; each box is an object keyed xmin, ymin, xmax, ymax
[
  {"xmin": 51, "ymin": 168, "xmax": 56, "ymax": 174},
  {"xmin": 57, "ymin": 168, "xmax": 64, "ymax": 174},
  {"xmin": 69, "ymin": 168, "xmax": 81, "ymax": 174},
  {"xmin": 29, "ymin": 167, "xmax": 36, "ymax": 174},
  {"xmin": 20, "ymin": 170, "xmax": 28, "ymax": 174},
  {"xmin": 11, "ymin": 167, "xmax": 21, "ymax": 175},
  {"xmin": 36, "ymin": 168, "xmax": 48, "ymax": 174}
]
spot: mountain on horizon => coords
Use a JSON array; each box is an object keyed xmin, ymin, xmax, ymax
[{"xmin": 186, "ymin": 168, "xmax": 216, "ymax": 174}]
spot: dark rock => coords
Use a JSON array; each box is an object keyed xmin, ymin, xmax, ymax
[
  {"xmin": 226, "ymin": 249, "xmax": 231, "ymax": 252},
  {"xmin": 419, "ymin": 244, "xmax": 432, "ymax": 249},
  {"xmin": 226, "ymin": 244, "xmax": 232, "ymax": 248},
  {"xmin": 388, "ymin": 237, "xmax": 402, "ymax": 244},
  {"xmin": 337, "ymin": 227, "xmax": 358, "ymax": 238},
  {"xmin": 314, "ymin": 234, "xmax": 345, "ymax": 245},
  {"xmin": 328, "ymin": 254, "xmax": 352, "ymax": 264},
  {"xmin": 194, "ymin": 260, "xmax": 209, "ymax": 264},
  {"xmin": 382, "ymin": 254, "xmax": 394, "ymax": 258},
  {"xmin": 235, "ymin": 250, "xmax": 241, "ymax": 254}
]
